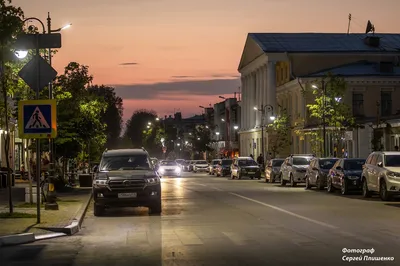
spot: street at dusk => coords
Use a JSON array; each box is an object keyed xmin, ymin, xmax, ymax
[{"xmin": 1, "ymin": 173, "xmax": 399, "ymax": 265}]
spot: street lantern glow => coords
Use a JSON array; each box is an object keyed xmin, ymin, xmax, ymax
[
  {"xmin": 216, "ymin": 132, "xmax": 220, "ymax": 135},
  {"xmin": 270, "ymin": 116, "xmax": 276, "ymax": 121},
  {"xmin": 177, "ymin": 143, "xmax": 180, "ymax": 146},
  {"xmin": 147, "ymin": 125, "xmax": 150, "ymax": 128},
  {"xmin": 15, "ymin": 50, "xmax": 28, "ymax": 59},
  {"xmin": 185, "ymin": 141, "xmax": 188, "ymax": 144},
  {"xmin": 221, "ymin": 118, "xmax": 225, "ymax": 122},
  {"xmin": 335, "ymin": 97, "xmax": 342, "ymax": 102},
  {"xmin": 161, "ymin": 138, "xmax": 165, "ymax": 142},
  {"xmin": 311, "ymin": 84, "xmax": 318, "ymax": 89},
  {"xmin": 253, "ymin": 106, "xmax": 258, "ymax": 111},
  {"xmin": 61, "ymin": 23, "xmax": 72, "ymax": 30},
  {"xmin": 148, "ymin": 122, "xmax": 151, "ymax": 125},
  {"xmin": 156, "ymin": 117, "xmax": 160, "ymax": 121},
  {"xmin": 189, "ymin": 133, "xmax": 192, "ymax": 135},
  {"xmin": 234, "ymin": 125, "xmax": 239, "ymax": 130},
  {"xmin": 197, "ymin": 137, "xmax": 200, "ymax": 140}
]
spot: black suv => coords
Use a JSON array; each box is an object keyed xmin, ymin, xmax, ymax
[{"xmin": 92, "ymin": 148, "xmax": 161, "ymax": 216}]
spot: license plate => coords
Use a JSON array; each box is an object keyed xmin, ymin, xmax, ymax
[
  {"xmin": 118, "ymin": 193, "xmax": 137, "ymax": 198},
  {"xmin": 248, "ymin": 172, "xmax": 255, "ymax": 174}
]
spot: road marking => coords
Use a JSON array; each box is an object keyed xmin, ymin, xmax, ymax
[
  {"xmin": 230, "ymin": 192, "xmax": 338, "ymax": 229},
  {"xmin": 197, "ymin": 183, "xmax": 207, "ymax": 187},
  {"xmin": 211, "ymin": 187, "xmax": 224, "ymax": 191}
]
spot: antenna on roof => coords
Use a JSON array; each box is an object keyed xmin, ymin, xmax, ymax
[
  {"xmin": 347, "ymin": 13, "xmax": 352, "ymax": 34},
  {"xmin": 365, "ymin": 20, "xmax": 375, "ymax": 35}
]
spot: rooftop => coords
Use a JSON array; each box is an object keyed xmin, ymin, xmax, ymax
[
  {"xmin": 249, "ymin": 33, "xmax": 400, "ymax": 53},
  {"xmin": 302, "ymin": 61, "xmax": 400, "ymax": 77}
]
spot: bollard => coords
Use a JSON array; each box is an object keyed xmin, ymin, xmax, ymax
[{"xmin": 45, "ymin": 164, "xmax": 59, "ymax": 210}]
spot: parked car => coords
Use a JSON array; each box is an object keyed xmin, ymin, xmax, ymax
[
  {"xmin": 361, "ymin": 151, "xmax": 400, "ymax": 201},
  {"xmin": 193, "ymin": 160, "xmax": 209, "ymax": 172},
  {"xmin": 327, "ymin": 158, "xmax": 365, "ymax": 194},
  {"xmin": 305, "ymin": 157, "xmax": 338, "ymax": 190},
  {"xmin": 265, "ymin": 158, "xmax": 284, "ymax": 183},
  {"xmin": 175, "ymin": 159, "xmax": 185, "ymax": 169},
  {"xmin": 231, "ymin": 157, "xmax": 261, "ymax": 179},
  {"xmin": 188, "ymin": 160, "xmax": 196, "ymax": 172},
  {"xmin": 92, "ymin": 148, "xmax": 161, "ymax": 216},
  {"xmin": 209, "ymin": 159, "xmax": 222, "ymax": 175},
  {"xmin": 181, "ymin": 160, "xmax": 190, "ymax": 171},
  {"xmin": 279, "ymin": 154, "xmax": 314, "ymax": 187},
  {"xmin": 215, "ymin": 159, "xmax": 233, "ymax": 177}
]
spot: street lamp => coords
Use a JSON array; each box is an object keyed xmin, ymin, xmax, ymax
[
  {"xmin": 221, "ymin": 118, "xmax": 225, "ymax": 122},
  {"xmin": 254, "ymin": 104, "xmax": 275, "ymax": 164},
  {"xmin": 156, "ymin": 117, "xmax": 160, "ymax": 121},
  {"xmin": 148, "ymin": 122, "xmax": 151, "ymax": 125},
  {"xmin": 15, "ymin": 50, "xmax": 28, "ymax": 59},
  {"xmin": 312, "ymin": 82, "xmax": 327, "ymax": 157},
  {"xmin": 197, "ymin": 137, "xmax": 200, "ymax": 140},
  {"xmin": 233, "ymin": 125, "xmax": 239, "ymax": 130}
]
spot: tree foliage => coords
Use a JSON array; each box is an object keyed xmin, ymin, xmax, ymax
[
  {"xmin": 189, "ymin": 125, "xmax": 213, "ymax": 154},
  {"xmin": 295, "ymin": 74, "xmax": 353, "ymax": 156},
  {"xmin": 53, "ymin": 62, "xmax": 106, "ymax": 160},
  {"xmin": 124, "ymin": 109, "xmax": 158, "ymax": 148},
  {"xmin": 88, "ymin": 85, "xmax": 123, "ymax": 149},
  {"xmin": 267, "ymin": 108, "xmax": 291, "ymax": 157}
]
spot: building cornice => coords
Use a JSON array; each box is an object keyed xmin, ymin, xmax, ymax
[{"xmin": 300, "ymin": 76, "xmax": 400, "ymax": 84}]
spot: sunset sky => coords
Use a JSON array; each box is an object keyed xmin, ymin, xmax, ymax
[{"xmin": 13, "ymin": 0, "xmax": 400, "ymax": 120}]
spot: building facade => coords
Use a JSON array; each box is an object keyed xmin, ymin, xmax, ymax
[{"xmin": 238, "ymin": 33, "xmax": 400, "ymax": 159}]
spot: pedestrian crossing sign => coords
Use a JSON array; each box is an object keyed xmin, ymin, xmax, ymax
[{"xmin": 18, "ymin": 99, "xmax": 57, "ymax": 139}]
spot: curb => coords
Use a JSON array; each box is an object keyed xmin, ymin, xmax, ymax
[
  {"xmin": 0, "ymin": 190, "xmax": 93, "ymax": 247},
  {"xmin": 0, "ymin": 233, "xmax": 35, "ymax": 247}
]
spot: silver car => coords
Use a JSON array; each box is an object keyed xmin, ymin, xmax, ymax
[{"xmin": 193, "ymin": 160, "xmax": 209, "ymax": 173}]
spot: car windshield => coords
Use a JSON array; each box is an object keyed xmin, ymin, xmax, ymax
[
  {"xmin": 272, "ymin": 160, "xmax": 284, "ymax": 167},
  {"xmin": 319, "ymin": 159, "xmax": 338, "ymax": 169},
  {"xmin": 160, "ymin": 161, "xmax": 177, "ymax": 166},
  {"xmin": 344, "ymin": 159, "xmax": 365, "ymax": 170},
  {"xmin": 385, "ymin": 155, "xmax": 400, "ymax": 167},
  {"xmin": 99, "ymin": 155, "xmax": 151, "ymax": 171},
  {"xmin": 212, "ymin": 160, "xmax": 221, "ymax": 165},
  {"xmin": 222, "ymin": 160, "xmax": 233, "ymax": 165},
  {"xmin": 292, "ymin": 157, "xmax": 312, "ymax": 165},
  {"xmin": 175, "ymin": 159, "xmax": 185, "ymax": 164},
  {"xmin": 238, "ymin": 160, "xmax": 258, "ymax": 166},
  {"xmin": 196, "ymin": 161, "xmax": 207, "ymax": 164}
]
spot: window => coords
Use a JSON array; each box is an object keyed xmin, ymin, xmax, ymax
[
  {"xmin": 352, "ymin": 93, "xmax": 364, "ymax": 116},
  {"xmin": 100, "ymin": 154, "xmax": 151, "ymax": 171},
  {"xmin": 381, "ymin": 91, "xmax": 392, "ymax": 116}
]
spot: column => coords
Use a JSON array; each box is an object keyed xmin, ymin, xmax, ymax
[
  {"xmin": 258, "ymin": 68, "xmax": 263, "ymax": 126},
  {"xmin": 240, "ymin": 76, "xmax": 245, "ymax": 130},
  {"xmin": 255, "ymin": 69, "xmax": 261, "ymax": 127},
  {"xmin": 261, "ymin": 65, "xmax": 267, "ymax": 126},
  {"xmin": 251, "ymin": 72, "xmax": 256, "ymax": 128},
  {"xmin": 267, "ymin": 61, "xmax": 277, "ymax": 119},
  {"xmin": 246, "ymin": 75, "xmax": 250, "ymax": 129}
]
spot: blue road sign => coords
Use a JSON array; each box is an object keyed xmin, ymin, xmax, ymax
[{"xmin": 18, "ymin": 100, "xmax": 57, "ymax": 139}]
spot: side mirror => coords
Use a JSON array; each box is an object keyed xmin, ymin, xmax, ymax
[
  {"xmin": 377, "ymin": 162, "xmax": 383, "ymax": 167},
  {"xmin": 93, "ymin": 165, "xmax": 99, "ymax": 173}
]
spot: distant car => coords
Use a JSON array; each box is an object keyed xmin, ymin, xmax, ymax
[
  {"xmin": 175, "ymin": 159, "xmax": 185, "ymax": 168},
  {"xmin": 188, "ymin": 161, "xmax": 196, "ymax": 172},
  {"xmin": 215, "ymin": 159, "xmax": 233, "ymax": 177},
  {"xmin": 305, "ymin": 157, "xmax": 338, "ymax": 190},
  {"xmin": 193, "ymin": 160, "xmax": 209, "ymax": 172},
  {"xmin": 158, "ymin": 160, "xmax": 182, "ymax": 177},
  {"xmin": 209, "ymin": 159, "xmax": 222, "ymax": 175},
  {"xmin": 231, "ymin": 157, "xmax": 261, "ymax": 179},
  {"xmin": 265, "ymin": 159, "xmax": 284, "ymax": 183}
]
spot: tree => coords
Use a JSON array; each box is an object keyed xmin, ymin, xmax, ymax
[
  {"xmin": 295, "ymin": 74, "xmax": 354, "ymax": 157},
  {"xmin": 124, "ymin": 109, "xmax": 157, "ymax": 148},
  {"xmin": 53, "ymin": 62, "xmax": 107, "ymax": 163},
  {"xmin": 88, "ymin": 85, "xmax": 123, "ymax": 149},
  {"xmin": 189, "ymin": 125, "xmax": 213, "ymax": 155},
  {"xmin": 0, "ymin": 0, "xmax": 24, "ymax": 214},
  {"xmin": 267, "ymin": 108, "xmax": 291, "ymax": 157}
]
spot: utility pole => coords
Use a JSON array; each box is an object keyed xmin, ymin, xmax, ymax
[{"xmin": 347, "ymin": 13, "xmax": 352, "ymax": 34}]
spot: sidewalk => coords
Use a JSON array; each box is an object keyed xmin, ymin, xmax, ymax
[{"xmin": 0, "ymin": 186, "xmax": 92, "ymax": 237}]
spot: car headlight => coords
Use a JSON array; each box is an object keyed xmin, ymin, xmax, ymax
[
  {"xmin": 387, "ymin": 171, "xmax": 400, "ymax": 179},
  {"xmin": 159, "ymin": 168, "xmax": 165, "ymax": 174},
  {"xmin": 93, "ymin": 174, "xmax": 109, "ymax": 188},
  {"xmin": 175, "ymin": 167, "xmax": 181, "ymax": 173},
  {"xmin": 146, "ymin": 177, "xmax": 160, "ymax": 184}
]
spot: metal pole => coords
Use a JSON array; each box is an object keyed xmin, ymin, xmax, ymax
[
  {"xmin": 261, "ymin": 104, "xmax": 265, "ymax": 165},
  {"xmin": 35, "ymin": 34, "xmax": 41, "ymax": 223},
  {"xmin": 47, "ymin": 13, "xmax": 54, "ymax": 169},
  {"xmin": 322, "ymin": 80, "xmax": 327, "ymax": 157}
]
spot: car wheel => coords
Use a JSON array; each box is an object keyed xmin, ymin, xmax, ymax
[
  {"xmin": 305, "ymin": 176, "xmax": 311, "ymax": 190},
  {"xmin": 341, "ymin": 180, "xmax": 348, "ymax": 195},
  {"xmin": 362, "ymin": 178, "xmax": 371, "ymax": 198},
  {"xmin": 290, "ymin": 174, "xmax": 296, "ymax": 187},
  {"xmin": 379, "ymin": 180, "xmax": 391, "ymax": 201},
  {"xmin": 280, "ymin": 174, "xmax": 286, "ymax": 186},
  {"xmin": 93, "ymin": 204, "xmax": 104, "ymax": 217},
  {"xmin": 149, "ymin": 198, "xmax": 162, "ymax": 215},
  {"xmin": 269, "ymin": 174, "xmax": 275, "ymax": 183},
  {"xmin": 327, "ymin": 177, "xmax": 334, "ymax": 193}
]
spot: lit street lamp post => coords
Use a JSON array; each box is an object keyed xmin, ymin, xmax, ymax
[{"xmin": 254, "ymin": 105, "xmax": 275, "ymax": 165}]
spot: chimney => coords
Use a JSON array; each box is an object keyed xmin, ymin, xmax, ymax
[
  {"xmin": 364, "ymin": 36, "xmax": 380, "ymax": 47},
  {"xmin": 379, "ymin": 62, "xmax": 394, "ymax": 73}
]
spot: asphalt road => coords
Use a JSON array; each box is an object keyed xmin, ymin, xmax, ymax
[{"xmin": 1, "ymin": 172, "xmax": 400, "ymax": 265}]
